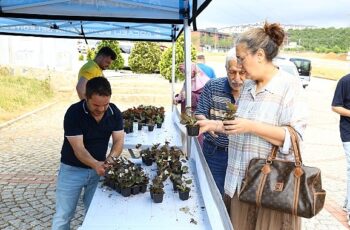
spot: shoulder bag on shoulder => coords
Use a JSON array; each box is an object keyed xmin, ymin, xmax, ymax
[{"xmin": 238, "ymin": 127, "xmax": 326, "ymax": 218}]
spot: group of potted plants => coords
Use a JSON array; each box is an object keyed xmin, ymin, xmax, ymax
[
  {"xmin": 122, "ymin": 105, "xmax": 165, "ymax": 133},
  {"xmin": 137, "ymin": 143, "xmax": 192, "ymax": 203},
  {"xmin": 103, "ymin": 156, "xmax": 149, "ymax": 197}
]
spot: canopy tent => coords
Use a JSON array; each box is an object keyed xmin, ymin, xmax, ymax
[
  {"xmin": 0, "ymin": 1, "xmax": 234, "ymax": 229},
  {"xmin": 0, "ymin": 0, "xmax": 210, "ymax": 41},
  {"xmin": 0, "ymin": 0, "xmax": 210, "ymax": 156}
]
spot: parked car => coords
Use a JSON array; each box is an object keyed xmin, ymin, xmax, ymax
[
  {"xmin": 275, "ymin": 56, "xmax": 311, "ymax": 88},
  {"xmin": 273, "ymin": 58, "xmax": 308, "ymax": 88},
  {"xmin": 289, "ymin": 57, "xmax": 311, "ymax": 88}
]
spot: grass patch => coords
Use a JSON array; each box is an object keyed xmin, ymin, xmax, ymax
[
  {"xmin": 0, "ymin": 75, "xmax": 54, "ymax": 122},
  {"xmin": 312, "ymin": 66, "xmax": 347, "ymax": 81}
]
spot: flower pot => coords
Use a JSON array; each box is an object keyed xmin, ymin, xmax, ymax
[
  {"xmin": 138, "ymin": 123, "xmax": 143, "ymax": 130},
  {"xmin": 131, "ymin": 185, "xmax": 140, "ymax": 195},
  {"xmin": 152, "ymin": 193, "xmax": 164, "ymax": 203},
  {"xmin": 186, "ymin": 125, "xmax": 199, "ymax": 136},
  {"xmin": 148, "ymin": 125, "xmax": 155, "ymax": 132},
  {"xmin": 179, "ymin": 190, "xmax": 190, "ymax": 201},
  {"xmin": 120, "ymin": 187, "xmax": 131, "ymax": 197},
  {"xmin": 156, "ymin": 123, "xmax": 162, "ymax": 128},
  {"xmin": 142, "ymin": 156, "xmax": 153, "ymax": 166},
  {"xmin": 140, "ymin": 184, "xmax": 147, "ymax": 193},
  {"xmin": 124, "ymin": 127, "xmax": 131, "ymax": 134}
]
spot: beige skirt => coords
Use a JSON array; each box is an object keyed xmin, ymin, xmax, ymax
[{"xmin": 224, "ymin": 194, "xmax": 301, "ymax": 230}]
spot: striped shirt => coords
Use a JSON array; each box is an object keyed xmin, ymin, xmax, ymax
[
  {"xmin": 224, "ymin": 70, "xmax": 308, "ymax": 197},
  {"xmin": 195, "ymin": 77, "xmax": 235, "ymax": 147}
]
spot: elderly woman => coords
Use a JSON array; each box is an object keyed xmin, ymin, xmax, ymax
[{"xmin": 197, "ymin": 22, "xmax": 307, "ymax": 229}]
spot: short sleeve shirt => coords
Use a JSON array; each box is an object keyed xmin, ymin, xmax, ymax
[
  {"xmin": 195, "ymin": 77, "xmax": 235, "ymax": 147},
  {"xmin": 78, "ymin": 60, "xmax": 103, "ymax": 80},
  {"xmin": 332, "ymin": 74, "xmax": 350, "ymax": 142},
  {"xmin": 60, "ymin": 100, "xmax": 123, "ymax": 168}
]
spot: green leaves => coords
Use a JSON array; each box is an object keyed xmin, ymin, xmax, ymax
[
  {"xmin": 129, "ymin": 42, "xmax": 161, "ymax": 73},
  {"xmin": 180, "ymin": 113, "xmax": 197, "ymax": 126},
  {"xmin": 159, "ymin": 35, "xmax": 197, "ymax": 82}
]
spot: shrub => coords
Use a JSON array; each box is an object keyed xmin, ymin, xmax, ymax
[
  {"xmin": 95, "ymin": 40, "xmax": 124, "ymax": 70},
  {"xmin": 0, "ymin": 66, "xmax": 13, "ymax": 76},
  {"xmin": 159, "ymin": 35, "xmax": 197, "ymax": 82},
  {"xmin": 86, "ymin": 48, "xmax": 95, "ymax": 61},
  {"xmin": 129, "ymin": 42, "xmax": 161, "ymax": 73},
  {"xmin": 78, "ymin": 54, "xmax": 84, "ymax": 61}
]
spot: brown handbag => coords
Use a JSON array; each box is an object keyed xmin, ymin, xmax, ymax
[{"xmin": 238, "ymin": 127, "xmax": 326, "ymax": 218}]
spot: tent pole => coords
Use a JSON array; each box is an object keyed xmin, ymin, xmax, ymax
[
  {"xmin": 171, "ymin": 37, "xmax": 176, "ymax": 111},
  {"xmin": 184, "ymin": 4, "xmax": 192, "ymax": 158}
]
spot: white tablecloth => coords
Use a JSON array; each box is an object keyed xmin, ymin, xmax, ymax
[{"xmin": 81, "ymin": 158, "xmax": 211, "ymax": 230}]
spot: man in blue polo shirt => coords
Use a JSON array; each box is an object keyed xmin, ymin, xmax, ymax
[
  {"xmin": 52, "ymin": 77, "xmax": 124, "ymax": 230},
  {"xmin": 195, "ymin": 49, "xmax": 246, "ymax": 195}
]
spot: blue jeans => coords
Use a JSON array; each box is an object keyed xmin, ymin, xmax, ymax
[
  {"xmin": 202, "ymin": 140, "xmax": 228, "ymax": 195},
  {"xmin": 52, "ymin": 163, "xmax": 100, "ymax": 230},
  {"xmin": 343, "ymin": 142, "xmax": 350, "ymax": 213}
]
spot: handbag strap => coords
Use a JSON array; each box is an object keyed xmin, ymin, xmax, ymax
[{"xmin": 268, "ymin": 126, "xmax": 303, "ymax": 166}]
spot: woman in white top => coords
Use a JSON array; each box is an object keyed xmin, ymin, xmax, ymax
[{"xmin": 197, "ymin": 22, "xmax": 307, "ymax": 230}]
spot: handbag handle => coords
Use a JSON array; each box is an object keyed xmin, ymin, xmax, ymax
[{"xmin": 267, "ymin": 126, "xmax": 303, "ymax": 166}]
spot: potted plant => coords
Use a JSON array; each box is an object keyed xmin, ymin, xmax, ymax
[
  {"xmin": 123, "ymin": 119, "xmax": 133, "ymax": 133},
  {"xmin": 180, "ymin": 113, "xmax": 199, "ymax": 136},
  {"xmin": 150, "ymin": 176, "xmax": 165, "ymax": 203},
  {"xmin": 155, "ymin": 115, "xmax": 163, "ymax": 128},
  {"xmin": 147, "ymin": 120, "xmax": 155, "ymax": 131},
  {"xmin": 223, "ymin": 102, "xmax": 237, "ymax": 121},
  {"xmin": 170, "ymin": 173, "xmax": 182, "ymax": 191},
  {"xmin": 177, "ymin": 179, "xmax": 192, "ymax": 201},
  {"xmin": 140, "ymin": 148, "xmax": 153, "ymax": 166}
]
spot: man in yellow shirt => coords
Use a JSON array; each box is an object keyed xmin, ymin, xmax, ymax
[{"xmin": 76, "ymin": 46, "xmax": 116, "ymax": 99}]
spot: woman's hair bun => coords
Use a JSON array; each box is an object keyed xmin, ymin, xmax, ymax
[{"xmin": 263, "ymin": 22, "xmax": 285, "ymax": 47}]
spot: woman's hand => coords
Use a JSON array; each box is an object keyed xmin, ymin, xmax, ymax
[{"xmin": 223, "ymin": 118, "xmax": 254, "ymax": 135}]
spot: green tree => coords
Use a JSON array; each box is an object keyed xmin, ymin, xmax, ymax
[
  {"xmin": 95, "ymin": 40, "xmax": 124, "ymax": 70},
  {"xmin": 159, "ymin": 35, "xmax": 197, "ymax": 82},
  {"xmin": 128, "ymin": 42, "xmax": 161, "ymax": 73},
  {"xmin": 288, "ymin": 28, "xmax": 350, "ymax": 53},
  {"xmin": 86, "ymin": 48, "xmax": 95, "ymax": 61}
]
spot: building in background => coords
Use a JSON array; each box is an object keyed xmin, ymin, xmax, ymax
[{"xmin": 192, "ymin": 29, "xmax": 234, "ymax": 53}]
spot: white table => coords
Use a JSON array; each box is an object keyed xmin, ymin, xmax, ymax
[
  {"xmin": 81, "ymin": 158, "xmax": 211, "ymax": 230},
  {"xmin": 84, "ymin": 108, "xmax": 232, "ymax": 230}
]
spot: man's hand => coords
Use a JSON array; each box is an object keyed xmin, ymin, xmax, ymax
[{"xmin": 93, "ymin": 161, "xmax": 108, "ymax": 176}]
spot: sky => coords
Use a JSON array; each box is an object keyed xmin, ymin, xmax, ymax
[{"xmin": 197, "ymin": 0, "xmax": 350, "ymax": 29}]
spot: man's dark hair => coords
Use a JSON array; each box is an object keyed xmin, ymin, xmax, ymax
[
  {"xmin": 85, "ymin": 77, "xmax": 112, "ymax": 99},
  {"xmin": 96, "ymin": 46, "xmax": 116, "ymax": 60}
]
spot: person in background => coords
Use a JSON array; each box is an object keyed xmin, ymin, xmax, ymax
[
  {"xmin": 197, "ymin": 22, "xmax": 307, "ymax": 229},
  {"xmin": 197, "ymin": 54, "xmax": 216, "ymax": 79},
  {"xmin": 331, "ymin": 73, "xmax": 350, "ymax": 227},
  {"xmin": 52, "ymin": 77, "xmax": 124, "ymax": 230},
  {"xmin": 194, "ymin": 48, "xmax": 246, "ymax": 195},
  {"xmin": 76, "ymin": 46, "xmax": 116, "ymax": 99},
  {"xmin": 174, "ymin": 63, "xmax": 210, "ymax": 113}
]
